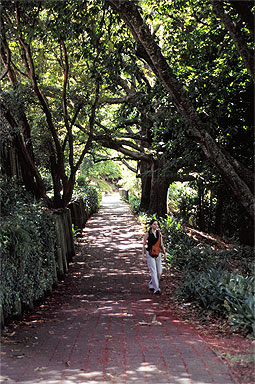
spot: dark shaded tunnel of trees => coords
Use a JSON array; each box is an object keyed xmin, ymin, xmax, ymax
[{"xmin": 1, "ymin": 0, "xmax": 254, "ymax": 245}]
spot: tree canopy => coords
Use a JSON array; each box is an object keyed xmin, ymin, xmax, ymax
[{"xmin": 1, "ymin": 0, "xmax": 254, "ymax": 226}]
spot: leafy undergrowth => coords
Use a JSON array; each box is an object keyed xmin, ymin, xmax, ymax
[{"xmin": 161, "ymin": 227, "xmax": 255, "ymax": 384}]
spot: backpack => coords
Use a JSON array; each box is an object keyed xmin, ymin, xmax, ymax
[{"xmin": 149, "ymin": 232, "xmax": 161, "ymax": 258}]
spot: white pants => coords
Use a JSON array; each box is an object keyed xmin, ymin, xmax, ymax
[{"xmin": 146, "ymin": 251, "xmax": 162, "ymax": 292}]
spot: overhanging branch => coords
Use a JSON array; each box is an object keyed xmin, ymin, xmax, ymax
[{"xmin": 121, "ymin": 158, "xmax": 137, "ymax": 173}]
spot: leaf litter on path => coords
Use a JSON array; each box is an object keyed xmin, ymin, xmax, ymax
[{"xmin": 136, "ymin": 314, "xmax": 162, "ymax": 326}]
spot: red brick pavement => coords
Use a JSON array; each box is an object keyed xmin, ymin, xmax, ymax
[{"xmin": 0, "ymin": 193, "xmax": 238, "ymax": 383}]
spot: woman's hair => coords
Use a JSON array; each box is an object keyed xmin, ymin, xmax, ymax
[{"xmin": 149, "ymin": 219, "xmax": 158, "ymax": 226}]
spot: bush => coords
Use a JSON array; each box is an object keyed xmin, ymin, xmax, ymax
[
  {"xmin": 0, "ymin": 178, "xmax": 33, "ymax": 217},
  {"xmin": 128, "ymin": 194, "xmax": 141, "ymax": 213},
  {"xmin": 223, "ymin": 274, "xmax": 255, "ymax": 334},
  {"xmin": 178, "ymin": 268, "xmax": 227, "ymax": 313},
  {"xmin": 0, "ymin": 178, "xmax": 57, "ymax": 321},
  {"xmin": 73, "ymin": 183, "xmax": 102, "ymax": 216},
  {"xmin": 215, "ymin": 246, "xmax": 254, "ymax": 276},
  {"xmin": 76, "ymin": 174, "xmax": 87, "ymax": 187},
  {"xmin": 178, "ymin": 268, "xmax": 255, "ymax": 335},
  {"xmin": 160, "ymin": 215, "xmax": 214, "ymax": 271},
  {"xmin": 127, "ymin": 205, "xmax": 255, "ymax": 335}
]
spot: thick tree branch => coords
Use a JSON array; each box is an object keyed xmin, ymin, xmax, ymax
[
  {"xmin": 90, "ymin": 154, "xmax": 138, "ymax": 172},
  {"xmin": 0, "ymin": 36, "xmax": 35, "ymax": 161},
  {"xmin": 95, "ymin": 132, "xmax": 150, "ymax": 162},
  {"xmin": 121, "ymin": 158, "xmax": 137, "ymax": 173},
  {"xmin": 106, "ymin": 0, "xmax": 255, "ymax": 218},
  {"xmin": 73, "ymin": 81, "xmax": 101, "ymax": 174},
  {"xmin": 100, "ymin": 96, "xmax": 128, "ymax": 104},
  {"xmin": 10, "ymin": 60, "xmax": 29, "ymax": 79},
  {"xmin": 95, "ymin": 121, "xmax": 145, "ymax": 151},
  {"xmin": 2, "ymin": 108, "xmax": 51, "ymax": 203},
  {"xmin": 60, "ymin": 39, "xmax": 74, "ymax": 172},
  {"xmin": 210, "ymin": 0, "xmax": 254, "ymax": 81},
  {"xmin": 62, "ymin": 102, "xmax": 87, "ymax": 152},
  {"xmin": 14, "ymin": 3, "xmax": 63, "ymax": 171},
  {"xmin": 0, "ymin": 42, "xmax": 10, "ymax": 80},
  {"xmin": 95, "ymin": 120, "xmax": 140, "ymax": 140},
  {"xmin": 0, "ymin": 34, "xmax": 17, "ymax": 84},
  {"xmin": 227, "ymin": 0, "xmax": 254, "ymax": 37}
]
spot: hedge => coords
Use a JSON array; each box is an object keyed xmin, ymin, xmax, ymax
[{"xmin": 0, "ymin": 178, "xmax": 101, "ymax": 326}]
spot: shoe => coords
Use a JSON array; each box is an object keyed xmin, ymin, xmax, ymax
[
  {"xmin": 154, "ymin": 290, "xmax": 161, "ymax": 295},
  {"xmin": 149, "ymin": 288, "xmax": 154, "ymax": 292}
]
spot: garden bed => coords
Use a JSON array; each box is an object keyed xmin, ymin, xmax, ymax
[{"xmin": 161, "ymin": 227, "xmax": 254, "ymax": 384}]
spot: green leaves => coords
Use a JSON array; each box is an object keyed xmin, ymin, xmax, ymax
[
  {"xmin": 149, "ymin": 208, "xmax": 255, "ymax": 335},
  {"xmin": 178, "ymin": 268, "xmax": 255, "ymax": 335},
  {"xmin": 0, "ymin": 178, "xmax": 56, "ymax": 319},
  {"xmin": 72, "ymin": 182, "xmax": 102, "ymax": 215},
  {"xmin": 223, "ymin": 275, "xmax": 255, "ymax": 333}
]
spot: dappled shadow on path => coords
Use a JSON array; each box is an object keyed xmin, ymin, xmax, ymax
[{"xmin": 73, "ymin": 193, "xmax": 147, "ymax": 299}]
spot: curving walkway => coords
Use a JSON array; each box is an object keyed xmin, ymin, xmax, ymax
[{"xmin": 1, "ymin": 193, "xmax": 238, "ymax": 384}]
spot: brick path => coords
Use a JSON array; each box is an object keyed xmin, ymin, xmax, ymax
[{"xmin": 1, "ymin": 193, "xmax": 238, "ymax": 384}]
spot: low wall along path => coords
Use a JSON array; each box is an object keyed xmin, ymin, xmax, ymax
[{"xmin": 1, "ymin": 193, "xmax": 238, "ymax": 383}]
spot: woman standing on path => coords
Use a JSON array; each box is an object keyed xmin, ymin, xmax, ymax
[{"xmin": 142, "ymin": 219, "xmax": 166, "ymax": 295}]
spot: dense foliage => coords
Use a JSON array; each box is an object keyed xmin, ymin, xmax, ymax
[
  {"xmin": 179, "ymin": 269, "xmax": 254, "ymax": 334},
  {"xmin": 0, "ymin": 177, "xmax": 101, "ymax": 322},
  {"xmin": 0, "ymin": 178, "xmax": 57, "ymax": 320},
  {"xmin": 72, "ymin": 180, "xmax": 102, "ymax": 216},
  {"xmin": 167, "ymin": 181, "xmax": 254, "ymax": 245},
  {"xmin": 135, "ymin": 202, "xmax": 254, "ymax": 335},
  {"xmin": 1, "ymin": 0, "xmax": 253, "ymax": 225},
  {"xmin": 164, "ymin": 222, "xmax": 254, "ymax": 334},
  {"xmin": 0, "ymin": 0, "xmax": 254, "ymax": 329}
]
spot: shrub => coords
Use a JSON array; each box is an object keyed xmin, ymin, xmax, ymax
[
  {"xmin": 0, "ymin": 178, "xmax": 57, "ymax": 321},
  {"xmin": 159, "ymin": 215, "xmax": 214, "ymax": 271},
  {"xmin": 178, "ymin": 268, "xmax": 227, "ymax": 313},
  {"xmin": 73, "ymin": 183, "xmax": 102, "ymax": 216},
  {"xmin": 128, "ymin": 194, "xmax": 141, "ymax": 213},
  {"xmin": 0, "ymin": 178, "xmax": 33, "ymax": 217},
  {"xmin": 0, "ymin": 177, "xmax": 102, "ymax": 323},
  {"xmin": 178, "ymin": 268, "xmax": 255, "ymax": 334},
  {"xmin": 215, "ymin": 246, "xmax": 254, "ymax": 276},
  {"xmin": 127, "ymin": 204, "xmax": 255, "ymax": 335},
  {"xmin": 76, "ymin": 174, "xmax": 87, "ymax": 187},
  {"xmin": 223, "ymin": 274, "xmax": 255, "ymax": 334}
]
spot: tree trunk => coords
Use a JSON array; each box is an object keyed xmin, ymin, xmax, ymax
[
  {"xmin": 148, "ymin": 177, "xmax": 169, "ymax": 217},
  {"xmin": 210, "ymin": 0, "xmax": 254, "ymax": 80},
  {"xmin": 12, "ymin": 132, "xmax": 49, "ymax": 201},
  {"xmin": 214, "ymin": 187, "xmax": 225, "ymax": 236},
  {"xmin": 197, "ymin": 180, "xmax": 206, "ymax": 231},
  {"xmin": 228, "ymin": 0, "xmax": 254, "ymax": 37},
  {"xmin": 106, "ymin": 0, "xmax": 255, "ymax": 219},
  {"xmin": 0, "ymin": 25, "xmax": 76, "ymax": 210},
  {"xmin": 62, "ymin": 175, "xmax": 76, "ymax": 208},
  {"xmin": 208, "ymin": 190, "xmax": 213, "ymax": 233},
  {"xmin": 148, "ymin": 159, "xmax": 170, "ymax": 217},
  {"xmin": 139, "ymin": 160, "xmax": 152, "ymax": 211}
]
